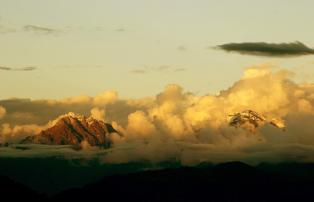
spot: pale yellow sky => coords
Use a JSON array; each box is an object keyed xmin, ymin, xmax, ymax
[{"xmin": 0, "ymin": 0, "xmax": 314, "ymax": 99}]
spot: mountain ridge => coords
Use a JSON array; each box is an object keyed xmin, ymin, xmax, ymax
[
  {"xmin": 21, "ymin": 112, "xmax": 119, "ymax": 147},
  {"xmin": 53, "ymin": 161, "xmax": 314, "ymax": 202}
]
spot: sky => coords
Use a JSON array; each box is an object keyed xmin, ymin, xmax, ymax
[{"xmin": 1, "ymin": 0, "xmax": 314, "ymax": 100}]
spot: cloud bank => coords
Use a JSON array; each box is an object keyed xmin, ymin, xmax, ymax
[
  {"xmin": 2, "ymin": 65, "xmax": 314, "ymax": 165},
  {"xmin": 217, "ymin": 41, "xmax": 314, "ymax": 57}
]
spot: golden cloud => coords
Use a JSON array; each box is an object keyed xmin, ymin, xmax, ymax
[{"xmin": 0, "ymin": 106, "xmax": 5, "ymax": 119}]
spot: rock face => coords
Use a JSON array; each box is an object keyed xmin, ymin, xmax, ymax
[
  {"xmin": 229, "ymin": 110, "xmax": 286, "ymax": 131},
  {"xmin": 22, "ymin": 112, "xmax": 119, "ymax": 147},
  {"xmin": 229, "ymin": 110, "xmax": 266, "ymax": 129}
]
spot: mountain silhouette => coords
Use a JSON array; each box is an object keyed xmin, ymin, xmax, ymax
[
  {"xmin": 52, "ymin": 161, "xmax": 314, "ymax": 202},
  {"xmin": 0, "ymin": 175, "xmax": 44, "ymax": 201}
]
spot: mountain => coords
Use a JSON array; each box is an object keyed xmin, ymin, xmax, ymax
[
  {"xmin": 229, "ymin": 109, "xmax": 286, "ymax": 131},
  {"xmin": 2, "ymin": 161, "xmax": 314, "ymax": 201},
  {"xmin": 53, "ymin": 161, "xmax": 314, "ymax": 202},
  {"xmin": 21, "ymin": 112, "xmax": 119, "ymax": 147},
  {"xmin": 0, "ymin": 175, "xmax": 44, "ymax": 201}
]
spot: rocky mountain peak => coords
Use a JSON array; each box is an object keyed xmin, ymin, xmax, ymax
[{"xmin": 21, "ymin": 112, "xmax": 119, "ymax": 147}]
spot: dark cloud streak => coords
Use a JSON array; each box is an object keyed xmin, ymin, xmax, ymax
[
  {"xmin": 177, "ymin": 46, "xmax": 187, "ymax": 51},
  {"xmin": 129, "ymin": 69, "xmax": 147, "ymax": 74},
  {"xmin": 216, "ymin": 41, "xmax": 314, "ymax": 57},
  {"xmin": 23, "ymin": 25, "xmax": 59, "ymax": 34},
  {"xmin": 0, "ymin": 66, "xmax": 11, "ymax": 71},
  {"xmin": 0, "ymin": 66, "xmax": 37, "ymax": 71}
]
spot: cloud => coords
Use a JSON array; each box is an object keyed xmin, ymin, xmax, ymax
[
  {"xmin": 0, "ymin": 66, "xmax": 37, "ymax": 71},
  {"xmin": 90, "ymin": 107, "xmax": 105, "ymax": 121},
  {"xmin": 60, "ymin": 95, "xmax": 92, "ymax": 105},
  {"xmin": 0, "ymin": 66, "xmax": 11, "ymax": 71},
  {"xmin": 23, "ymin": 25, "xmax": 59, "ymax": 34},
  {"xmin": 174, "ymin": 68, "xmax": 186, "ymax": 72},
  {"xmin": 216, "ymin": 41, "xmax": 314, "ymax": 57},
  {"xmin": 47, "ymin": 90, "xmax": 118, "ymax": 106},
  {"xmin": 93, "ymin": 91, "xmax": 118, "ymax": 106},
  {"xmin": 0, "ymin": 18, "xmax": 59, "ymax": 35},
  {"xmin": 177, "ymin": 45, "xmax": 187, "ymax": 51},
  {"xmin": 155, "ymin": 65, "xmax": 171, "ymax": 71},
  {"xmin": 130, "ymin": 65, "xmax": 185, "ymax": 75},
  {"xmin": 0, "ymin": 123, "xmax": 45, "ymax": 144},
  {"xmin": 0, "ymin": 18, "xmax": 17, "ymax": 34},
  {"xmin": 126, "ymin": 111, "xmax": 157, "ymax": 138},
  {"xmin": 0, "ymin": 25, "xmax": 16, "ymax": 34},
  {"xmin": 0, "ymin": 17, "xmax": 123, "ymax": 36},
  {"xmin": 19, "ymin": 66, "xmax": 37, "ymax": 71},
  {"xmin": 115, "ymin": 28, "xmax": 125, "ymax": 32},
  {"xmin": 129, "ymin": 69, "xmax": 147, "ymax": 74},
  {"xmin": 3, "ymin": 64, "xmax": 314, "ymax": 165},
  {"xmin": 0, "ymin": 106, "xmax": 6, "ymax": 119}
]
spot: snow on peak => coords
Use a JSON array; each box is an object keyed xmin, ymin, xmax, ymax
[
  {"xmin": 86, "ymin": 116, "xmax": 97, "ymax": 125},
  {"xmin": 66, "ymin": 112, "xmax": 85, "ymax": 120},
  {"xmin": 47, "ymin": 112, "xmax": 106, "ymax": 128}
]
